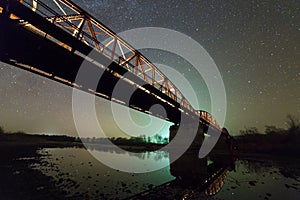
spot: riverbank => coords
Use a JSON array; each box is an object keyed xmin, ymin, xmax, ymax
[
  {"xmin": 235, "ymin": 132, "xmax": 300, "ymax": 157},
  {"xmin": 0, "ymin": 145, "xmax": 70, "ymax": 199},
  {"xmin": 0, "ymin": 132, "xmax": 86, "ymax": 199}
]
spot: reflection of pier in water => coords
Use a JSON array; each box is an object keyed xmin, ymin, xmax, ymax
[{"xmin": 128, "ymin": 151, "xmax": 237, "ymax": 199}]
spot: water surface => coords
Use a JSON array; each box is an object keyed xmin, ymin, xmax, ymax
[
  {"xmin": 32, "ymin": 148, "xmax": 174, "ymax": 199},
  {"xmin": 31, "ymin": 148, "xmax": 300, "ymax": 199}
]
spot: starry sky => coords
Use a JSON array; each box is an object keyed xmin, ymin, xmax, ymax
[{"xmin": 0, "ymin": 0, "xmax": 299, "ymax": 136}]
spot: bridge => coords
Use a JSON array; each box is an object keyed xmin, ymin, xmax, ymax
[{"xmin": 0, "ymin": 0, "xmax": 222, "ymax": 134}]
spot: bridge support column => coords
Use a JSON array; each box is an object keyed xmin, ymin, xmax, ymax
[
  {"xmin": 169, "ymin": 121, "xmax": 208, "ymax": 184},
  {"xmin": 169, "ymin": 121, "xmax": 205, "ymax": 151}
]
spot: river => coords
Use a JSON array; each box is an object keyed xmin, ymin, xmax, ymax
[{"xmin": 30, "ymin": 147, "xmax": 300, "ymax": 199}]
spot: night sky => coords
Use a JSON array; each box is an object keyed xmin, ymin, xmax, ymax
[{"xmin": 0, "ymin": 0, "xmax": 299, "ymax": 136}]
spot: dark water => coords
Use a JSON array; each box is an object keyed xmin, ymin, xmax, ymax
[
  {"xmin": 30, "ymin": 148, "xmax": 300, "ymax": 199},
  {"xmin": 31, "ymin": 148, "xmax": 174, "ymax": 199},
  {"xmin": 211, "ymin": 158, "xmax": 300, "ymax": 200}
]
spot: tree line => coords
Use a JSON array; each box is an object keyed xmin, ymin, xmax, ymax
[
  {"xmin": 236, "ymin": 115, "xmax": 300, "ymax": 155},
  {"xmin": 81, "ymin": 134, "xmax": 169, "ymax": 145},
  {"xmin": 239, "ymin": 114, "xmax": 300, "ymax": 136}
]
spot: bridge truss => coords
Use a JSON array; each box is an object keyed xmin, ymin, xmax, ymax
[{"xmin": 1, "ymin": 0, "xmax": 221, "ymax": 130}]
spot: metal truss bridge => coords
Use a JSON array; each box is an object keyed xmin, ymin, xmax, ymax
[{"xmin": 0, "ymin": 0, "xmax": 221, "ymax": 131}]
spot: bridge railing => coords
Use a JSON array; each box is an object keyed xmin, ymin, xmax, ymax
[
  {"xmin": 13, "ymin": 0, "xmax": 220, "ymax": 130},
  {"xmin": 19, "ymin": 0, "xmax": 191, "ymax": 107}
]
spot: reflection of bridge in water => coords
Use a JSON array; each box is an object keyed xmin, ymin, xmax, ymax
[
  {"xmin": 128, "ymin": 153, "xmax": 237, "ymax": 199},
  {"xmin": 85, "ymin": 143, "xmax": 237, "ymax": 199}
]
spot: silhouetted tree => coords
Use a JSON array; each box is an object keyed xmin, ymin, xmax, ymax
[
  {"xmin": 162, "ymin": 137, "xmax": 169, "ymax": 144},
  {"xmin": 285, "ymin": 115, "xmax": 300, "ymax": 135},
  {"xmin": 265, "ymin": 125, "xmax": 284, "ymax": 135},
  {"xmin": 147, "ymin": 136, "xmax": 152, "ymax": 144},
  {"xmin": 154, "ymin": 134, "xmax": 163, "ymax": 144},
  {"xmin": 240, "ymin": 127, "xmax": 260, "ymax": 135},
  {"xmin": 0, "ymin": 126, "xmax": 4, "ymax": 134},
  {"xmin": 140, "ymin": 134, "xmax": 147, "ymax": 143}
]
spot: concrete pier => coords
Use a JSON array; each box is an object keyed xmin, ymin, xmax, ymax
[{"xmin": 169, "ymin": 121, "xmax": 206, "ymax": 151}]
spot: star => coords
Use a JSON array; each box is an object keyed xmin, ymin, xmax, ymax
[{"xmin": 0, "ymin": 0, "xmax": 298, "ymax": 136}]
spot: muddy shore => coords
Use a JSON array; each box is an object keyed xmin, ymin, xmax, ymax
[{"xmin": 0, "ymin": 144, "xmax": 71, "ymax": 200}]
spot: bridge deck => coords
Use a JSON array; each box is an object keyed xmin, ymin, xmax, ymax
[{"xmin": 0, "ymin": 0, "xmax": 221, "ymax": 131}]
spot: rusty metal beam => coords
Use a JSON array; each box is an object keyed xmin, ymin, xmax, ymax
[
  {"xmin": 15, "ymin": 0, "xmax": 222, "ymax": 130},
  {"xmin": 46, "ymin": 14, "xmax": 84, "ymax": 23}
]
